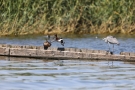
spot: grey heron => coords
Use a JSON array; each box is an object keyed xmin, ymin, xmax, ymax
[{"xmin": 103, "ymin": 35, "xmax": 120, "ymax": 54}]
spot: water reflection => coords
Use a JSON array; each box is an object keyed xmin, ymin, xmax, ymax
[{"xmin": 0, "ymin": 57, "xmax": 135, "ymax": 90}]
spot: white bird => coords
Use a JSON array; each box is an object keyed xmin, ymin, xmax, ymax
[
  {"xmin": 54, "ymin": 34, "xmax": 65, "ymax": 46},
  {"xmin": 103, "ymin": 35, "xmax": 120, "ymax": 54}
]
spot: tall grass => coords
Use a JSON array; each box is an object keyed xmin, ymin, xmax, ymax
[{"xmin": 0, "ymin": 0, "xmax": 135, "ymax": 35}]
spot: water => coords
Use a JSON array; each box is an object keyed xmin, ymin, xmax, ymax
[
  {"xmin": 0, "ymin": 57, "xmax": 135, "ymax": 90},
  {"xmin": 0, "ymin": 34, "xmax": 135, "ymax": 54},
  {"xmin": 0, "ymin": 34, "xmax": 135, "ymax": 90}
]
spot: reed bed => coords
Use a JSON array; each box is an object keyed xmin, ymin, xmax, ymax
[{"xmin": 0, "ymin": 0, "xmax": 135, "ymax": 36}]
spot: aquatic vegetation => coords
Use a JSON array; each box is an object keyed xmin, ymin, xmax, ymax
[{"xmin": 0, "ymin": 0, "xmax": 135, "ymax": 35}]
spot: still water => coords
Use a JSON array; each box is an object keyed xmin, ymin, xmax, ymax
[{"xmin": 0, "ymin": 34, "xmax": 135, "ymax": 90}]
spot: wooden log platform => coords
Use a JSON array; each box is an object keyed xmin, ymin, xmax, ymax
[{"xmin": 0, "ymin": 44, "xmax": 135, "ymax": 61}]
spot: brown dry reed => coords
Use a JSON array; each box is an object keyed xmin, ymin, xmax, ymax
[{"xmin": 0, "ymin": 0, "xmax": 135, "ymax": 36}]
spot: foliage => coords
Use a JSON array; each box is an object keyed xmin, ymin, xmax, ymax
[{"xmin": 0, "ymin": 0, "xmax": 135, "ymax": 35}]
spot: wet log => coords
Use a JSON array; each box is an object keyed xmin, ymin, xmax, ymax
[{"xmin": 0, "ymin": 44, "xmax": 134, "ymax": 61}]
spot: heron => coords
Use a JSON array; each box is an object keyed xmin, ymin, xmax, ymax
[{"xmin": 103, "ymin": 35, "xmax": 120, "ymax": 54}]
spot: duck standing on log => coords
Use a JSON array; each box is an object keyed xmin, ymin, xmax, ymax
[{"xmin": 43, "ymin": 39, "xmax": 51, "ymax": 50}]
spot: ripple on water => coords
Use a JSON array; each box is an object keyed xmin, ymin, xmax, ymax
[{"xmin": 0, "ymin": 59, "xmax": 135, "ymax": 90}]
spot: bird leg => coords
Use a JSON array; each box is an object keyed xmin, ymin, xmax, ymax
[
  {"xmin": 107, "ymin": 42, "xmax": 111, "ymax": 52},
  {"xmin": 108, "ymin": 44, "xmax": 114, "ymax": 55},
  {"xmin": 107, "ymin": 42, "xmax": 113, "ymax": 54},
  {"xmin": 113, "ymin": 44, "xmax": 114, "ymax": 53}
]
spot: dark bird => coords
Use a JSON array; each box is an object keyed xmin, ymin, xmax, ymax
[
  {"xmin": 43, "ymin": 39, "xmax": 51, "ymax": 50},
  {"xmin": 103, "ymin": 35, "xmax": 120, "ymax": 54}
]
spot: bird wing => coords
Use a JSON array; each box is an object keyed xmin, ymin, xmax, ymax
[
  {"xmin": 58, "ymin": 39, "xmax": 63, "ymax": 42},
  {"xmin": 107, "ymin": 37, "xmax": 119, "ymax": 44},
  {"xmin": 107, "ymin": 35, "xmax": 113, "ymax": 38}
]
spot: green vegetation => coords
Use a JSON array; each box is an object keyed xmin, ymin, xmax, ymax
[{"xmin": 0, "ymin": 0, "xmax": 135, "ymax": 35}]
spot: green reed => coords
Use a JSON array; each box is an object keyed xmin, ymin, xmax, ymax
[{"xmin": 0, "ymin": 0, "xmax": 135, "ymax": 35}]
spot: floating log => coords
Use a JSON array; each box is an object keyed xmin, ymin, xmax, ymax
[{"xmin": 0, "ymin": 44, "xmax": 135, "ymax": 61}]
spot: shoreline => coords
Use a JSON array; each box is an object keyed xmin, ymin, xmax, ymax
[{"xmin": 0, "ymin": 29, "xmax": 134, "ymax": 37}]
